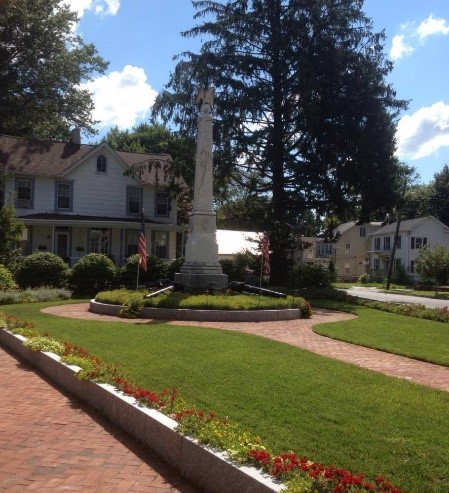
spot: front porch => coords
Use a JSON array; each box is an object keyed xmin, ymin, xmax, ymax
[{"xmin": 18, "ymin": 213, "xmax": 184, "ymax": 266}]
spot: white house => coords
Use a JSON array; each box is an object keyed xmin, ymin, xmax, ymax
[
  {"xmin": 0, "ymin": 133, "xmax": 184, "ymax": 266},
  {"xmin": 368, "ymin": 216, "xmax": 449, "ymax": 281}
]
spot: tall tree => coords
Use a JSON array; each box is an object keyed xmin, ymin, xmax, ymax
[
  {"xmin": 153, "ymin": 0, "xmax": 407, "ymax": 282},
  {"xmin": 0, "ymin": 0, "xmax": 108, "ymax": 140},
  {"xmin": 429, "ymin": 164, "xmax": 449, "ymax": 226}
]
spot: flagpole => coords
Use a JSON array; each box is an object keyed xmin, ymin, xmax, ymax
[{"xmin": 137, "ymin": 210, "xmax": 147, "ymax": 290}]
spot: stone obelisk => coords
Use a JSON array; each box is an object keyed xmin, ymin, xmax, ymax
[{"xmin": 175, "ymin": 88, "xmax": 228, "ymax": 290}]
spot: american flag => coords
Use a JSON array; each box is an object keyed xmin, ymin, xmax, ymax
[
  {"xmin": 138, "ymin": 214, "xmax": 147, "ymax": 272},
  {"xmin": 262, "ymin": 231, "xmax": 270, "ymax": 275}
]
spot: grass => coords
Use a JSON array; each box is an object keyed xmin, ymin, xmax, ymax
[
  {"xmin": 2, "ymin": 300, "xmax": 449, "ymax": 492},
  {"xmin": 311, "ymin": 299, "xmax": 449, "ymax": 367},
  {"xmin": 96, "ymin": 289, "xmax": 311, "ymax": 313}
]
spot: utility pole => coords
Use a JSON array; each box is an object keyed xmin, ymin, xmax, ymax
[{"xmin": 386, "ymin": 214, "xmax": 401, "ymax": 290}]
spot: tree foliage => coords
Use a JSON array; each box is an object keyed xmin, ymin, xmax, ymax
[
  {"xmin": 0, "ymin": 0, "xmax": 108, "ymax": 140},
  {"xmin": 401, "ymin": 165, "xmax": 449, "ymax": 226},
  {"xmin": 0, "ymin": 205, "xmax": 24, "ymax": 268},
  {"xmin": 105, "ymin": 123, "xmax": 196, "ymax": 189},
  {"xmin": 153, "ymin": 0, "xmax": 407, "ymax": 281},
  {"xmin": 429, "ymin": 164, "xmax": 449, "ymax": 226},
  {"xmin": 416, "ymin": 244, "xmax": 449, "ymax": 290}
]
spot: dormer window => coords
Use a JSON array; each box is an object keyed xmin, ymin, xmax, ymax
[{"xmin": 97, "ymin": 155, "xmax": 107, "ymax": 173}]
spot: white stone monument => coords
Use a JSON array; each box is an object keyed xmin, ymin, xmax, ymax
[{"xmin": 175, "ymin": 88, "xmax": 228, "ymax": 290}]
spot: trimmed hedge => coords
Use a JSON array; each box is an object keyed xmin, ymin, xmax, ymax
[
  {"xmin": 70, "ymin": 253, "xmax": 115, "ymax": 296},
  {"xmin": 15, "ymin": 252, "xmax": 69, "ymax": 289}
]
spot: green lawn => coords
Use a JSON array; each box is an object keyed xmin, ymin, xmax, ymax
[
  {"xmin": 2, "ymin": 301, "xmax": 449, "ymax": 493},
  {"xmin": 312, "ymin": 299, "xmax": 449, "ymax": 367}
]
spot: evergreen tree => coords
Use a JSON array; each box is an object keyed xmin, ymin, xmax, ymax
[
  {"xmin": 153, "ymin": 0, "xmax": 407, "ymax": 282},
  {"xmin": 0, "ymin": 0, "xmax": 108, "ymax": 140},
  {"xmin": 429, "ymin": 164, "xmax": 449, "ymax": 226},
  {"xmin": 0, "ymin": 206, "xmax": 24, "ymax": 268}
]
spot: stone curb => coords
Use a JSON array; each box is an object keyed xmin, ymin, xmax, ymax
[
  {"xmin": 90, "ymin": 299, "xmax": 302, "ymax": 322},
  {"xmin": 0, "ymin": 329, "xmax": 283, "ymax": 493}
]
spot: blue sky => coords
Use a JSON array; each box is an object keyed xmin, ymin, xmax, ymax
[{"xmin": 67, "ymin": 0, "xmax": 449, "ymax": 184}]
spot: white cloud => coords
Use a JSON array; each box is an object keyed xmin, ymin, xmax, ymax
[
  {"xmin": 61, "ymin": 0, "xmax": 120, "ymax": 18},
  {"xmin": 390, "ymin": 35, "xmax": 414, "ymax": 60},
  {"xmin": 417, "ymin": 14, "xmax": 449, "ymax": 40},
  {"xmin": 396, "ymin": 101, "xmax": 449, "ymax": 160},
  {"xmin": 390, "ymin": 14, "xmax": 449, "ymax": 60},
  {"xmin": 81, "ymin": 65, "xmax": 158, "ymax": 130}
]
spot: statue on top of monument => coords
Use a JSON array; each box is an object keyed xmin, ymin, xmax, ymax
[{"xmin": 197, "ymin": 87, "xmax": 214, "ymax": 114}]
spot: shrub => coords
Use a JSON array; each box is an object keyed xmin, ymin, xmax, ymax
[
  {"xmin": 393, "ymin": 264, "xmax": 410, "ymax": 285},
  {"xmin": 166, "ymin": 257, "xmax": 185, "ymax": 280},
  {"xmin": 15, "ymin": 252, "xmax": 69, "ymax": 289},
  {"xmin": 0, "ymin": 287, "xmax": 71, "ymax": 305},
  {"xmin": 219, "ymin": 251, "xmax": 260, "ymax": 283},
  {"xmin": 0, "ymin": 264, "xmax": 17, "ymax": 291},
  {"xmin": 358, "ymin": 273, "xmax": 369, "ymax": 284},
  {"xmin": 119, "ymin": 298, "xmax": 144, "ymax": 318},
  {"xmin": 292, "ymin": 264, "xmax": 332, "ymax": 289},
  {"xmin": 70, "ymin": 253, "xmax": 116, "ymax": 296},
  {"xmin": 117, "ymin": 254, "xmax": 168, "ymax": 288}
]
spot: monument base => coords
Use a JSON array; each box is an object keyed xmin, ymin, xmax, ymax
[{"xmin": 175, "ymin": 271, "xmax": 228, "ymax": 291}]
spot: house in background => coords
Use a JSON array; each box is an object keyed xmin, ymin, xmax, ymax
[
  {"xmin": 368, "ymin": 216, "xmax": 449, "ymax": 282},
  {"xmin": 333, "ymin": 221, "xmax": 382, "ymax": 281},
  {"xmin": 294, "ymin": 237, "xmax": 333, "ymax": 268},
  {"xmin": 0, "ymin": 133, "xmax": 183, "ymax": 266}
]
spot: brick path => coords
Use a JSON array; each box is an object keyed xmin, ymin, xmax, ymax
[{"xmin": 0, "ymin": 346, "xmax": 200, "ymax": 492}]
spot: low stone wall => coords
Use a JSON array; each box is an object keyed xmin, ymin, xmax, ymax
[
  {"xmin": 90, "ymin": 299, "xmax": 302, "ymax": 322},
  {"xmin": 0, "ymin": 329, "xmax": 283, "ymax": 493}
]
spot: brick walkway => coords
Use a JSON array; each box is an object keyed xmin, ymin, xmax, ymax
[{"xmin": 0, "ymin": 346, "xmax": 201, "ymax": 492}]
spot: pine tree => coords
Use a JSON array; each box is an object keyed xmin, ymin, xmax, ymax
[{"xmin": 154, "ymin": 0, "xmax": 407, "ymax": 282}]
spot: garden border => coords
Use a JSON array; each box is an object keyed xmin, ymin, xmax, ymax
[
  {"xmin": 0, "ymin": 328, "xmax": 283, "ymax": 493},
  {"xmin": 90, "ymin": 299, "xmax": 302, "ymax": 322}
]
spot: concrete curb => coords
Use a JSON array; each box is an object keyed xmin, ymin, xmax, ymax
[
  {"xmin": 0, "ymin": 329, "xmax": 283, "ymax": 493},
  {"xmin": 90, "ymin": 299, "xmax": 302, "ymax": 322}
]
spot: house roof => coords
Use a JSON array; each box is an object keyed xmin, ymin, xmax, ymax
[
  {"xmin": 0, "ymin": 134, "xmax": 174, "ymax": 186},
  {"xmin": 18, "ymin": 212, "xmax": 183, "ymax": 230},
  {"xmin": 216, "ymin": 230, "xmax": 261, "ymax": 255},
  {"xmin": 370, "ymin": 216, "xmax": 449, "ymax": 235},
  {"xmin": 335, "ymin": 221, "xmax": 382, "ymax": 236}
]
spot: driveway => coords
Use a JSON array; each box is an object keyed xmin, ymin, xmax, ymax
[{"xmin": 342, "ymin": 286, "xmax": 449, "ymax": 309}]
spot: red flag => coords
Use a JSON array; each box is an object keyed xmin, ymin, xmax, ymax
[
  {"xmin": 138, "ymin": 215, "xmax": 147, "ymax": 272},
  {"xmin": 262, "ymin": 232, "xmax": 270, "ymax": 275}
]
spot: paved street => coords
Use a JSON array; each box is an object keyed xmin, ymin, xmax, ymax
[{"xmin": 342, "ymin": 286, "xmax": 449, "ymax": 309}]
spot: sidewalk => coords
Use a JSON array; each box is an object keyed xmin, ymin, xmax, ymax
[{"xmin": 0, "ymin": 345, "xmax": 201, "ymax": 492}]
